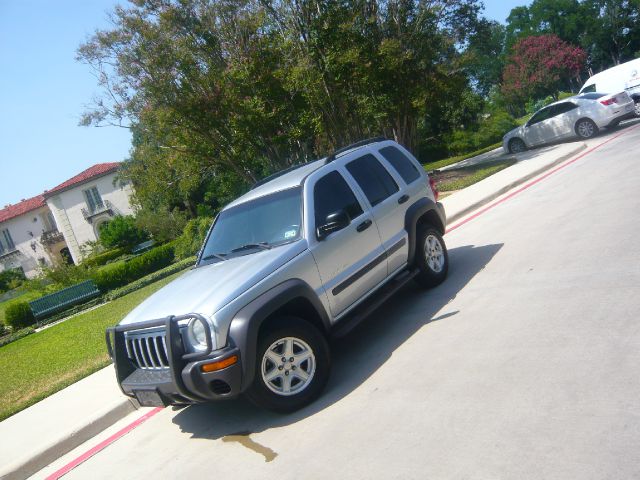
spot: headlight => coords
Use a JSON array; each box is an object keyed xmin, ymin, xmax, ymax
[{"xmin": 187, "ymin": 317, "xmax": 208, "ymax": 350}]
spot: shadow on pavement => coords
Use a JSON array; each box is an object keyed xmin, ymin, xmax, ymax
[{"xmin": 172, "ymin": 242, "xmax": 503, "ymax": 439}]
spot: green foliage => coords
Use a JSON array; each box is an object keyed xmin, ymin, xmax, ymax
[
  {"xmin": 98, "ymin": 215, "xmax": 148, "ymax": 249},
  {"xmin": 0, "ymin": 327, "xmax": 34, "ymax": 348},
  {"xmin": 83, "ymin": 247, "xmax": 128, "ymax": 268},
  {"xmin": 4, "ymin": 301, "xmax": 36, "ymax": 330},
  {"xmin": 437, "ymin": 160, "xmax": 517, "ymax": 192},
  {"xmin": 0, "ymin": 269, "xmax": 26, "ymax": 294},
  {"xmin": 41, "ymin": 263, "xmax": 90, "ymax": 289},
  {"xmin": 174, "ymin": 217, "xmax": 212, "ymax": 260},
  {"xmin": 105, "ymin": 257, "xmax": 195, "ymax": 301},
  {"xmin": 444, "ymin": 109, "xmax": 517, "ymax": 156},
  {"xmin": 134, "ymin": 206, "xmax": 188, "ymax": 244},
  {"xmin": 91, "ymin": 243, "xmax": 176, "ymax": 291}
]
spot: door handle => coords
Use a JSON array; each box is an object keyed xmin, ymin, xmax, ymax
[
  {"xmin": 398, "ymin": 194, "xmax": 410, "ymax": 204},
  {"xmin": 356, "ymin": 219, "xmax": 372, "ymax": 232}
]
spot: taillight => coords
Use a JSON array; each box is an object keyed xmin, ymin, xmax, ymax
[
  {"xmin": 429, "ymin": 177, "xmax": 439, "ymax": 201},
  {"xmin": 600, "ymin": 97, "xmax": 617, "ymax": 106}
]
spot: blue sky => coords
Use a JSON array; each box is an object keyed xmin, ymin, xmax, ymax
[{"xmin": 0, "ymin": 0, "xmax": 529, "ymax": 208}]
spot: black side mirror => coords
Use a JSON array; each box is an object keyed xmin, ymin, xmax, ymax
[{"xmin": 317, "ymin": 209, "xmax": 351, "ymax": 240}]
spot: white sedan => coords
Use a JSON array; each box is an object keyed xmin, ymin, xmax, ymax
[{"xmin": 503, "ymin": 92, "xmax": 635, "ymax": 154}]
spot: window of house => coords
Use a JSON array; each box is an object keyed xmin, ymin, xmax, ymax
[
  {"xmin": 314, "ymin": 171, "xmax": 364, "ymax": 228},
  {"xmin": 1, "ymin": 229, "xmax": 15, "ymax": 253},
  {"xmin": 378, "ymin": 146, "xmax": 421, "ymax": 184},
  {"xmin": 83, "ymin": 187, "xmax": 104, "ymax": 213},
  {"xmin": 346, "ymin": 154, "xmax": 399, "ymax": 206}
]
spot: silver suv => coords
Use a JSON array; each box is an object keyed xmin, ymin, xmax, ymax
[{"xmin": 106, "ymin": 138, "xmax": 448, "ymax": 413}]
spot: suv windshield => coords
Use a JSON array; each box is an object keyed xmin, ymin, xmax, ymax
[{"xmin": 200, "ymin": 187, "xmax": 302, "ymax": 263}]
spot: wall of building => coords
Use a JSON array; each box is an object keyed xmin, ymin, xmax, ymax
[
  {"xmin": 0, "ymin": 207, "xmax": 60, "ymax": 278},
  {"xmin": 46, "ymin": 173, "xmax": 135, "ymax": 264}
]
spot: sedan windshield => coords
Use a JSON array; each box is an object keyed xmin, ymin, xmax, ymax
[{"xmin": 200, "ymin": 187, "xmax": 302, "ymax": 262}]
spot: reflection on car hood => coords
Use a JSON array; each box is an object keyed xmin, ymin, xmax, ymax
[{"xmin": 119, "ymin": 241, "xmax": 307, "ymax": 326}]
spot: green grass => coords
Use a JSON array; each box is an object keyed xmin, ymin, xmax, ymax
[
  {"xmin": 0, "ymin": 291, "xmax": 42, "ymax": 326},
  {"xmin": 437, "ymin": 160, "xmax": 516, "ymax": 192},
  {"xmin": 423, "ymin": 142, "xmax": 503, "ymax": 171},
  {"xmin": 0, "ymin": 271, "xmax": 183, "ymax": 421}
]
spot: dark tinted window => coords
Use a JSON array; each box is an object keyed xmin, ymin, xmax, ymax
[
  {"xmin": 528, "ymin": 107, "xmax": 554, "ymax": 125},
  {"xmin": 581, "ymin": 83, "xmax": 597, "ymax": 93},
  {"xmin": 378, "ymin": 146, "xmax": 421, "ymax": 184},
  {"xmin": 580, "ymin": 92, "xmax": 606, "ymax": 100},
  {"xmin": 551, "ymin": 102, "xmax": 578, "ymax": 115},
  {"xmin": 314, "ymin": 171, "xmax": 363, "ymax": 228},
  {"xmin": 346, "ymin": 154, "xmax": 399, "ymax": 206}
]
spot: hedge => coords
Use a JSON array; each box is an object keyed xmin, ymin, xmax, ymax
[
  {"xmin": 0, "ymin": 326, "xmax": 34, "ymax": 348},
  {"xmin": 91, "ymin": 243, "xmax": 175, "ymax": 291},
  {"xmin": 4, "ymin": 301, "xmax": 36, "ymax": 330},
  {"xmin": 83, "ymin": 247, "xmax": 127, "ymax": 268}
]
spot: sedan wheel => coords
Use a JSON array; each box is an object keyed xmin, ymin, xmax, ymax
[
  {"xmin": 576, "ymin": 119, "xmax": 598, "ymax": 139},
  {"xmin": 635, "ymin": 101, "xmax": 640, "ymax": 118},
  {"xmin": 508, "ymin": 138, "xmax": 526, "ymax": 154}
]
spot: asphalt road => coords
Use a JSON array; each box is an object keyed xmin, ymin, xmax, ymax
[{"xmin": 40, "ymin": 124, "xmax": 640, "ymax": 479}]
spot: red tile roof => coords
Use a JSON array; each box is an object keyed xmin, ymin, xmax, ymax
[
  {"xmin": 0, "ymin": 194, "xmax": 47, "ymax": 223},
  {"xmin": 45, "ymin": 162, "xmax": 121, "ymax": 196}
]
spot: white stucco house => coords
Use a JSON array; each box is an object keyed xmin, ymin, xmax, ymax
[{"xmin": 0, "ymin": 162, "xmax": 135, "ymax": 277}]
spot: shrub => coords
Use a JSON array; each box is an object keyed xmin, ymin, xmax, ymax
[
  {"xmin": 135, "ymin": 206, "xmax": 188, "ymax": 243},
  {"xmin": 0, "ymin": 268, "xmax": 26, "ymax": 294},
  {"xmin": 41, "ymin": 262, "xmax": 90, "ymax": 289},
  {"xmin": 83, "ymin": 247, "xmax": 128, "ymax": 268},
  {"xmin": 174, "ymin": 217, "xmax": 212, "ymax": 260},
  {"xmin": 99, "ymin": 215, "xmax": 148, "ymax": 249},
  {"xmin": 4, "ymin": 301, "xmax": 36, "ymax": 330},
  {"xmin": 0, "ymin": 326, "xmax": 34, "ymax": 348},
  {"xmin": 91, "ymin": 243, "xmax": 176, "ymax": 291}
]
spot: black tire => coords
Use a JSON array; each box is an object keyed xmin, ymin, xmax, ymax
[
  {"xmin": 508, "ymin": 138, "xmax": 526, "ymax": 154},
  {"xmin": 244, "ymin": 317, "xmax": 330, "ymax": 413},
  {"xmin": 575, "ymin": 118, "xmax": 599, "ymax": 139},
  {"xmin": 634, "ymin": 100, "xmax": 640, "ymax": 118},
  {"xmin": 414, "ymin": 225, "xmax": 448, "ymax": 288}
]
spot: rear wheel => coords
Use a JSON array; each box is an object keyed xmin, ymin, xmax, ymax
[
  {"xmin": 415, "ymin": 225, "xmax": 448, "ymax": 288},
  {"xmin": 575, "ymin": 118, "xmax": 598, "ymax": 139},
  {"xmin": 634, "ymin": 100, "xmax": 640, "ymax": 117},
  {"xmin": 508, "ymin": 138, "xmax": 526, "ymax": 154},
  {"xmin": 245, "ymin": 317, "xmax": 330, "ymax": 413}
]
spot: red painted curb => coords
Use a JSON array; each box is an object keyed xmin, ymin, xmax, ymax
[
  {"xmin": 44, "ymin": 407, "xmax": 163, "ymax": 479},
  {"xmin": 446, "ymin": 123, "xmax": 640, "ymax": 234}
]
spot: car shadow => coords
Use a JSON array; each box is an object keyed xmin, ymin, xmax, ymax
[{"xmin": 172, "ymin": 242, "xmax": 503, "ymax": 439}]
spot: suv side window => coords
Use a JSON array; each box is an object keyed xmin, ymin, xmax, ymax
[
  {"xmin": 314, "ymin": 171, "xmax": 363, "ymax": 227},
  {"xmin": 346, "ymin": 154, "xmax": 399, "ymax": 206},
  {"xmin": 378, "ymin": 146, "xmax": 421, "ymax": 184}
]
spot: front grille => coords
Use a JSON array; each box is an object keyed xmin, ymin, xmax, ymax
[{"xmin": 125, "ymin": 328, "xmax": 170, "ymax": 370}]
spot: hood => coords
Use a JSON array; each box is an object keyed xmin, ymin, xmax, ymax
[{"xmin": 119, "ymin": 241, "xmax": 307, "ymax": 326}]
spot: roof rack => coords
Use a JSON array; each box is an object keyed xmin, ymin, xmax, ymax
[
  {"xmin": 250, "ymin": 162, "xmax": 310, "ymax": 190},
  {"xmin": 325, "ymin": 137, "xmax": 387, "ymax": 164}
]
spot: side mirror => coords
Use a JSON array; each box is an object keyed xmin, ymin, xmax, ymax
[{"xmin": 317, "ymin": 210, "xmax": 351, "ymax": 240}]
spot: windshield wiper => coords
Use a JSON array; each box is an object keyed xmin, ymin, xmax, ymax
[
  {"xmin": 200, "ymin": 253, "xmax": 227, "ymax": 262},
  {"xmin": 230, "ymin": 242, "xmax": 272, "ymax": 253}
]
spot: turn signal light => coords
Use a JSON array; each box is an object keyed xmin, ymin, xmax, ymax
[
  {"xmin": 201, "ymin": 355, "xmax": 238, "ymax": 373},
  {"xmin": 429, "ymin": 177, "xmax": 439, "ymax": 201}
]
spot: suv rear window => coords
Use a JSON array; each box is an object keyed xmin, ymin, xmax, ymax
[
  {"xmin": 378, "ymin": 146, "xmax": 421, "ymax": 184},
  {"xmin": 314, "ymin": 171, "xmax": 363, "ymax": 227},
  {"xmin": 346, "ymin": 154, "xmax": 399, "ymax": 206}
]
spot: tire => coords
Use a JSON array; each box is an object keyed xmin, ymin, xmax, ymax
[
  {"xmin": 414, "ymin": 225, "xmax": 448, "ymax": 288},
  {"xmin": 634, "ymin": 100, "xmax": 640, "ymax": 118},
  {"xmin": 575, "ymin": 118, "xmax": 598, "ymax": 139},
  {"xmin": 508, "ymin": 138, "xmax": 526, "ymax": 154},
  {"xmin": 245, "ymin": 317, "xmax": 330, "ymax": 413}
]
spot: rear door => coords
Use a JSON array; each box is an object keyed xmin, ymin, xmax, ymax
[{"xmin": 305, "ymin": 168, "xmax": 386, "ymax": 318}]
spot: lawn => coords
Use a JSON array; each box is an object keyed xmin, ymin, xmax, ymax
[
  {"xmin": 0, "ymin": 271, "xmax": 183, "ymax": 421},
  {"xmin": 423, "ymin": 142, "xmax": 503, "ymax": 172},
  {"xmin": 432, "ymin": 159, "xmax": 517, "ymax": 192}
]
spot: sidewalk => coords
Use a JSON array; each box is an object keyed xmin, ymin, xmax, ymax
[{"xmin": 0, "ymin": 138, "xmax": 592, "ymax": 480}]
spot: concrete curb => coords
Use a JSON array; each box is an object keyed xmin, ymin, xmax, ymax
[
  {"xmin": 2, "ymin": 398, "xmax": 138, "ymax": 480},
  {"xmin": 445, "ymin": 143, "xmax": 587, "ymax": 225}
]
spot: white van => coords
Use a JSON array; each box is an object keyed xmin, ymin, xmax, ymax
[{"xmin": 580, "ymin": 58, "xmax": 640, "ymax": 116}]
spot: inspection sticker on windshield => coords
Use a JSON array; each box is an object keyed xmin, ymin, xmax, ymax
[{"xmin": 284, "ymin": 229, "xmax": 297, "ymax": 239}]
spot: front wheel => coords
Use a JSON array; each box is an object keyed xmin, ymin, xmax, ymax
[
  {"xmin": 414, "ymin": 226, "xmax": 449, "ymax": 288},
  {"xmin": 508, "ymin": 138, "xmax": 527, "ymax": 154},
  {"xmin": 634, "ymin": 100, "xmax": 640, "ymax": 117},
  {"xmin": 245, "ymin": 317, "xmax": 330, "ymax": 413},
  {"xmin": 575, "ymin": 118, "xmax": 598, "ymax": 139}
]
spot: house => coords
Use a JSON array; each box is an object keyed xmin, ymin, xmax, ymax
[{"xmin": 0, "ymin": 162, "xmax": 135, "ymax": 278}]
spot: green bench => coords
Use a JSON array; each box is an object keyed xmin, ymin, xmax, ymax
[
  {"xmin": 131, "ymin": 239, "xmax": 155, "ymax": 255},
  {"xmin": 29, "ymin": 280, "xmax": 101, "ymax": 320}
]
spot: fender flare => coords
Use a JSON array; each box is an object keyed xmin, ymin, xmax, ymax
[
  {"xmin": 228, "ymin": 279, "xmax": 330, "ymax": 391},
  {"xmin": 404, "ymin": 197, "xmax": 446, "ymax": 265}
]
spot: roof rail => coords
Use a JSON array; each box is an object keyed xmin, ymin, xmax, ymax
[
  {"xmin": 325, "ymin": 137, "xmax": 387, "ymax": 164},
  {"xmin": 250, "ymin": 162, "xmax": 310, "ymax": 190}
]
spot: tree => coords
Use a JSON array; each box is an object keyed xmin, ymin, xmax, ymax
[
  {"xmin": 99, "ymin": 215, "xmax": 148, "ymax": 249},
  {"xmin": 466, "ymin": 19, "xmax": 507, "ymax": 96},
  {"xmin": 501, "ymin": 34, "xmax": 586, "ymax": 109}
]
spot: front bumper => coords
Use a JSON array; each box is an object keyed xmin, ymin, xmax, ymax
[{"xmin": 106, "ymin": 314, "xmax": 243, "ymax": 407}]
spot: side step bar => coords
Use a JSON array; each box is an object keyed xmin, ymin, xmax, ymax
[{"xmin": 331, "ymin": 268, "xmax": 419, "ymax": 338}]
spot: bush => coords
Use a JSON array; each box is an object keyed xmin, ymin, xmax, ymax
[
  {"xmin": 174, "ymin": 217, "xmax": 212, "ymax": 260},
  {"xmin": 42, "ymin": 262, "xmax": 90, "ymax": 288},
  {"xmin": 135, "ymin": 206, "xmax": 188, "ymax": 243},
  {"xmin": 83, "ymin": 247, "xmax": 128, "ymax": 268},
  {"xmin": 91, "ymin": 243, "xmax": 176, "ymax": 291},
  {"xmin": 444, "ymin": 109, "xmax": 517, "ymax": 157},
  {"xmin": 99, "ymin": 215, "xmax": 149, "ymax": 249},
  {"xmin": 0, "ymin": 268, "xmax": 26, "ymax": 294},
  {"xmin": 4, "ymin": 301, "xmax": 36, "ymax": 330},
  {"xmin": 0, "ymin": 327, "xmax": 34, "ymax": 348}
]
